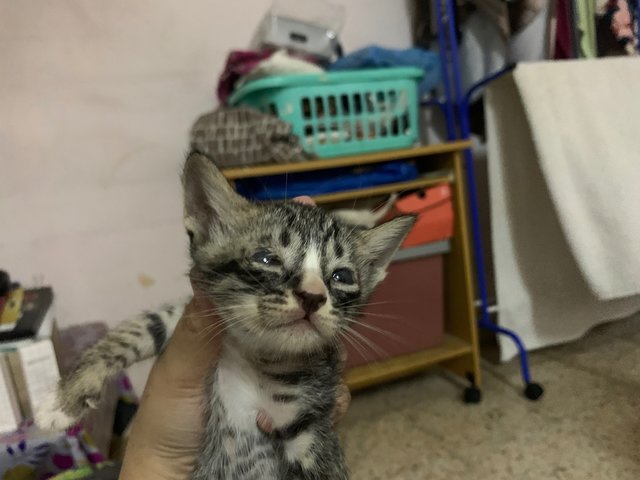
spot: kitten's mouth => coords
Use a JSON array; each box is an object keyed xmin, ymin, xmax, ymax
[{"xmin": 278, "ymin": 315, "xmax": 319, "ymax": 333}]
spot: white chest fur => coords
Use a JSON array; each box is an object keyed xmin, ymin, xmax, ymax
[{"xmin": 214, "ymin": 346, "xmax": 302, "ymax": 432}]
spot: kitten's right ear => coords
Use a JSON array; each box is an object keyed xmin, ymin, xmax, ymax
[
  {"xmin": 359, "ymin": 215, "xmax": 416, "ymax": 285},
  {"xmin": 182, "ymin": 152, "xmax": 249, "ymax": 245}
]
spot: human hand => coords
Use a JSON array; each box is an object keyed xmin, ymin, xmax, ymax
[{"xmin": 119, "ymin": 286, "xmax": 222, "ymax": 480}]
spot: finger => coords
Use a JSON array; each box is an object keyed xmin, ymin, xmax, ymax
[
  {"xmin": 293, "ymin": 195, "xmax": 316, "ymax": 206},
  {"xmin": 256, "ymin": 409, "xmax": 274, "ymax": 435},
  {"xmin": 332, "ymin": 383, "xmax": 351, "ymax": 424},
  {"xmin": 153, "ymin": 287, "xmax": 223, "ymax": 386}
]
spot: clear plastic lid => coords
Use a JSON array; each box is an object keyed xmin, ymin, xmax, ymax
[{"xmin": 269, "ymin": 0, "xmax": 345, "ymax": 33}]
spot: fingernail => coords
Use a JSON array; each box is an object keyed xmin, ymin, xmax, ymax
[{"xmin": 293, "ymin": 195, "xmax": 316, "ymax": 206}]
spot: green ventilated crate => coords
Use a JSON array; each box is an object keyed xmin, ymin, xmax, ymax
[{"xmin": 228, "ymin": 67, "xmax": 423, "ymax": 158}]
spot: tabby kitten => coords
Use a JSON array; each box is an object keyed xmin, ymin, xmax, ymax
[{"xmin": 35, "ymin": 152, "xmax": 414, "ymax": 480}]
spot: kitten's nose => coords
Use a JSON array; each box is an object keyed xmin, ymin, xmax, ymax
[
  {"xmin": 294, "ymin": 290, "xmax": 327, "ymax": 314},
  {"xmin": 295, "ymin": 274, "xmax": 328, "ymax": 314}
]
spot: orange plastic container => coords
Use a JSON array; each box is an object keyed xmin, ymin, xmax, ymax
[{"xmin": 385, "ymin": 184, "xmax": 454, "ymax": 247}]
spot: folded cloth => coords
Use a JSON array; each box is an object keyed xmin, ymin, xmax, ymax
[
  {"xmin": 217, "ymin": 49, "xmax": 322, "ymax": 104},
  {"xmin": 235, "ymin": 161, "xmax": 418, "ymax": 201},
  {"xmin": 512, "ymin": 59, "xmax": 640, "ymax": 299},
  {"xmin": 190, "ymin": 107, "xmax": 315, "ymax": 168},
  {"xmin": 235, "ymin": 50, "xmax": 323, "ymax": 90},
  {"xmin": 217, "ymin": 50, "xmax": 273, "ymax": 104},
  {"xmin": 328, "ymin": 45, "xmax": 441, "ymax": 96}
]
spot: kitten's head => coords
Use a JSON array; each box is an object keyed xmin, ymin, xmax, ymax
[{"xmin": 183, "ymin": 152, "xmax": 414, "ymax": 357}]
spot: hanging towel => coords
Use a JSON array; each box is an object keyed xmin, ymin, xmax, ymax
[
  {"xmin": 512, "ymin": 58, "xmax": 640, "ymax": 300},
  {"xmin": 485, "ymin": 59, "xmax": 640, "ymax": 360}
]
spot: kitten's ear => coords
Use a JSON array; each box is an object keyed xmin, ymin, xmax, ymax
[
  {"xmin": 360, "ymin": 215, "xmax": 416, "ymax": 283},
  {"xmin": 182, "ymin": 152, "xmax": 248, "ymax": 245}
]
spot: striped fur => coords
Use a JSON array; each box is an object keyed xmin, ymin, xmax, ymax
[{"xmin": 36, "ymin": 153, "xmax": 414, "ymax": 479}]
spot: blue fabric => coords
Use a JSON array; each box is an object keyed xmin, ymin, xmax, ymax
[
  {"xmin": 235, "ymin": 162, "xmax": 418, "ymax": 201},
  {"xmin": 328, "ymin": 46, "xmax": 441, "ymax": 96}
]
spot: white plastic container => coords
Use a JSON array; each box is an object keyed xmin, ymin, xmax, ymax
[{"xmin": 253, "ymin": 0, "xmax": 345, "ymax": 62}]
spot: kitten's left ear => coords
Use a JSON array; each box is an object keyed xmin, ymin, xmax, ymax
[
  {"xmin": 359, "ymin": 215, "xmax": 416, "ymax": 284},
  {"xmin": 182, "ymin": 152, "xmax": 249, "ymax": 245}
]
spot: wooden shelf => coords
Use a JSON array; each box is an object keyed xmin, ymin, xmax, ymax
[
  {"xmin": 345, "ymin": 334, "xmax": 473, "ymax": 391},
  {"xmin": 223, "ymin": 142, "xmax": 482, "ymax": 394},
  {"xmin": 311, "ymin": 172, "xmax": 452, "ymax": 204},
  {"xmin": 222, "ymin": 140, "xmax": 471, "ymax": 179}
]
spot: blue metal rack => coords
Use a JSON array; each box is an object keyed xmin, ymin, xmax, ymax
[{"xmin": 431, "ymin": 0, "xmax": 544, "ymax": 401}]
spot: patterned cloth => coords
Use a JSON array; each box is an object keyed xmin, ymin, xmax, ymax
[
  {"xmin": 600, "ymin": 0, "xmax": 638, "ymax": 54},
  {"xmin": 217, "ymin": 49, "xmax": 322, "ymax": 104},
  {"xmin": 50, "ymin": 462, "xmax": 120, "ymax": 480},
  {"xmin": 190, "ymin": 107, "xmax": 314, "ymax": 168},
  {"xmin": 0, "ymin": 324, "xmax": 135, "ymax": 480},
  {"xmin": 1, "ymin": 422, "xmax": 104, "ymax": 480}
]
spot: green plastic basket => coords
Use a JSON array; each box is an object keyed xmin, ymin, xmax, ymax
[{"xmin": 228, "ymin": 67, "xmax": 423, "ymax": 158}]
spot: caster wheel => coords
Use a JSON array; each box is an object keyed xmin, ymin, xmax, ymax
[
  {"xmin": 464, "ymin": 386, "xmax": 482, "ymax": 404},
  {"xmin": 524, "ymin": 382, "xmax": 544, "ymax": 401}
]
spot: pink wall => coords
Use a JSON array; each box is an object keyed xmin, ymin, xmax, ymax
[{"xmin": 0, "ymin": 0, "xmax": 413, "ymax": 331}]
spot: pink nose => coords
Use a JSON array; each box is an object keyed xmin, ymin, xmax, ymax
[
  {"xmin": 295, "ymin": 275, "xmax": 328, "ymax": 314},
  {"xmin": 294, "ymin": 290, "xmax": 327, "ymax": 313}
]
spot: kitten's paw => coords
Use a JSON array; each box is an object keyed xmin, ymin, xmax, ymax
[{"xmin": 34, "ymin": 390, "xmax": 76, "ymax": 431}]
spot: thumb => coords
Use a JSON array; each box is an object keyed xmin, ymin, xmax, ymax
[{"xmin": 152, "ymin": 288, "xmax": 223, "ymax": 388}]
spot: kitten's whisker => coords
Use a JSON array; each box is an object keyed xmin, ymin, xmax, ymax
[
  {"xmin": 198, "ymin": 320, "xmax": 228, "ymax": 335},
  {"xmin": 193, "ymin": 327, "xmax": 227, "ymax": 355},
  {"xmin": 343, "ymin": 326, "xmax": 389, "ymax": 360},
  {"xmin": 193, "ymin": 316, "xmax": 249, "ymax": 355},
  {"xmin": 184, "ymin": 310, "xmax": 225, "ymax": 320},
  {"xmin": 355, "ymin": 311, "xmax": 402, "ymax": 320},
  {"xmin": 350, "ymin": 328, "xmax": 390, "ymax": 360},
  {"xmin": 342, "ymin": 300, "xmax": 411, "ymax": 308},
  {"xmin": 235, "ymin": 264, "xmax": 269, "ymax": 293},
  {"xmin": 346, "ymin": 319, "xmax": 405, "ymax": 343},
  {"xmin": 340, "ymin": 330, "xmax": 371, "ymax": 362}
]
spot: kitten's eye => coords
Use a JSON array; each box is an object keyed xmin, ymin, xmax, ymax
[
  {"xmin": 332, "ymin": 268, "xmax": 355, "ymax": 285},
  {"xmin": 251, "ymin": 250, "xmax": 282, "ymax": 267}
]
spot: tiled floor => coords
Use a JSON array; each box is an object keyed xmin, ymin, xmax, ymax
[{"xmin": 338, "ymin": 315, "xmax": 640, "ymax": 480}]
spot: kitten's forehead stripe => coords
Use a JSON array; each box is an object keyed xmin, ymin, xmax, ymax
[
  {"xmin": 323, "ymin": 224, "xmax": 337, "ymax": 244},
  {"xmin": 280, "ymin": 229, "xmax": 291, "ymax": 247}
]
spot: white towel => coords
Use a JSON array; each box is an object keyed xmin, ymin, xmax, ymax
[
  {"xmin": 485, "ymin": 61, "xmax": 640, "ymax": 360},
  {"xmin": 513, "ymin": 58, "xmax": 640, "ymax": 300}
]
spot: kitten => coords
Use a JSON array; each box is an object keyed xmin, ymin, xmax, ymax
[{"xmin": 35, "ymin": 152, "xmax": 414, "ymax": 479}]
